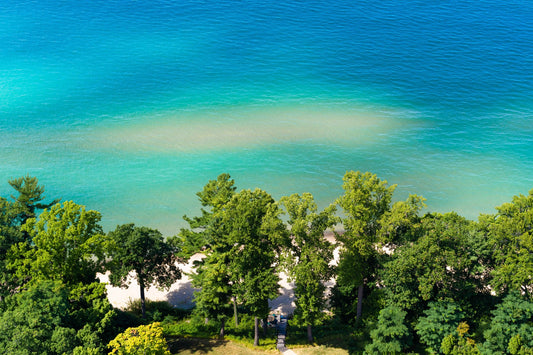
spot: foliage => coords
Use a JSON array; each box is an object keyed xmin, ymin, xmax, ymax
[
  {"xmin": 379, "ymin": 194, "xmax": 426, "ymax": 245},
  {"xmin": 441, "ymin": 323, "xmax": 480, "ymax": 355},
  {"xmin": 0, "ymin": 280, "xmax": 71, "ymax": 354},
  {"xmin": 365, "ymin": 305, "xmax": 411, "ymax": 354},
  {"xmin": 210, "ymin": 188, "xmax": 287, "ymax": 345},
  {"xmin": 67, "ymin": 282, "xmax": 117, "ymax": 341},
  {"xmin": 108, "ymin": 223, "xmax": 181, "ymax": 318},
  {"xmin": 415, "ymin": 300, "xmax": 465, "ymax": 354},
  {"xmin": 0, "ymin": 176, "xmax": 61, "ymax": 298},
  {"xmin": 508, "ymin": 335, "xmax": 533, "ymax": 355},
  {"xmin": 478, "ymin": 189, "xmax": 533, "ymax": 297},
  {"xmin": 335, "ymin": 171, "xmax": 397, "ymax": 322},
  {"xmin": 108, "ymin": 322, "xmax": 171, "ymax": 355},
  {"xmin": 178, "ymin": 175, "xmax": 240, "ymax": 337},
  {"xmin": 280, "ymin": 192, "xmax": 336, "ymax": 342},
  {"xmin": 381, "ymin": 212, "xmax": 491, "ymax": 321},
  {"xmin": 191, "ymin": 252, "xmax": 233, "ymax": 336},
  {"xmin": 0, "ymin": 280, "xmax": 110, "ymax": 354},
  {"xmin": 0, "ymin": 197, "xmax": 24, "ymax": 298},
  {"xmin": 123, "ymin": 298, "xmax": 190, "ymax": 323},
  {"xmin": 16, "ymin": 200, "xmax": 112, "ymax": 286},
  {"xmin": 482, "ymin": 291, "xmax": 533, "ymax": 354},
  {"xmin": 177, "ymin": 173, "xmax": 237, "ymax": 257},
  {"xmin": 7, "ymin": 174, "xmax": 60, "ymax": 225},
  {"xmin": 3, "ymin": 172, "xmax": 533, "ymax": 353}
]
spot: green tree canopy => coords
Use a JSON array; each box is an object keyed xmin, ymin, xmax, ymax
[
  {"xmin": 0, "ymin": 198, "xmax": 24, "ymax": 299},
  {"xmin": 415, "ymin": 300, "xmax": 465, "ymax": 354},
  {"xmin": 8, "ymin": 175, "xmax": 60, "ymax": 225},
  {"xmin": 280, "ymin": 192, "xmax": 336, "ymax": 343},
  {"xmin": 190, "ymin": 252, "xmax": 233, "ymax": 338},
  {"xmin": 441, "ymin": 322, "xmax": 480, "ymax": 355},
  {"xmin": 108, "ymin": 224, "xmax": 181, "ymax": 318},
  {"xmin": 0, "ymin": 280, "xmax": 113, "ymax": 354},
  {"xmin": 478, "ymin": 189, "xmax": 533, "ymax": 297},
  {"xmin": 335, "ymin": 171, "xmax": 396, "ymax": 322},
  {"xmin": 211, "ymin": 188, "xmax": 287, "ymax": 346},
  {"xmin": 365, "ymin": 305, "xmax": 411, "ymax": 354},
  {"xmin": 0, "ymin": 280, "xmax": 70, "ymax": 354},
  {"xmin": 482, "ymin": 291, "xmax": 533, "ymax": 354},
  {"xmin": 177, "ymin": 173, "xmax": 236, "ymax": 257},
  {"xmin": 15, "ymin": 201, "xmax": 112, "ymax": 286},
  {"xmin": 381, "ymin": 212, "xmax": 491, "ymax": 320},
  {"xmin": 0, "ymin": 176, "xmax": 59, "ymax": 298},
  {"xmin": 182, "ymin": 175, "xmax": 239, "ymax": 337}
]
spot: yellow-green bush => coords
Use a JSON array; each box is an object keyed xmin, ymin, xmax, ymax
[{"xmin": 108, "ymin": 322, "xmax": 170, "ymax": 355}]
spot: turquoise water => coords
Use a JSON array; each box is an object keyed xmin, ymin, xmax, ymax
[{"xmin": 1, "ymin": 1, "xmax": 532, "ymax": 234}]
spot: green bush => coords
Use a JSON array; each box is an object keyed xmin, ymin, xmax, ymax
[
  {"xmin": 123, "ymin": 299, "xmax": 190, "ymax": 323},
  {"xmin": 163, "ymin": 318, "xmax": 218, "ymax": 338}
]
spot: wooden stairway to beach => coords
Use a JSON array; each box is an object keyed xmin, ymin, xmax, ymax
[{"xmin": 276, "ymin": 318, "xmax": 296, "ymax": 354}]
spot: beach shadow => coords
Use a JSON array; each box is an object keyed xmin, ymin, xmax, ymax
[
  {"xmin": 166, "ymin": 281, "xmax": 199, "ymax": 309},
  {"xmin": 269, "ymin": 284, "xmax": 295, "ymax": 315}
]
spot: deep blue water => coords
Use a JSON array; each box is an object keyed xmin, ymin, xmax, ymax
[{"xmin": 1, "ymin": 1, "xmax": 532, "ymax": 234}]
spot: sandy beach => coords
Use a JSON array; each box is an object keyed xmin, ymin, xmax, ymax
[{"xmin": 100, "ymin": 231, "xmax": 340, "ymax": 314}]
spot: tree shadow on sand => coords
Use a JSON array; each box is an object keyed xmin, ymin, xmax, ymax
[
  {"xmin": 269, "ymin": 284, "xmax": 295, "ymax": 315},
  {"xmin": 166, "ymin": 281, "xmax": 200, "ymax": 309}
]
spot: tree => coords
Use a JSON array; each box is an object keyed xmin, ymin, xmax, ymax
[
  {"xmin": 2, "ymin": 200, "xmax": 119, "ymax": 353},
  {"xmin": 415, "ymin": 300, "xmax": 465, "ymax": 354},
  {"xmin": 335, "ymin": 171, "xmax": 396, "ymax": 322},
  {"xmin": 108, "ymin": 224, "xmax": 181, "ymax": 318},
  {"xmin": 279, "ymin": 192, "xmax": 336, "ymax": 342},
  {"xmin": 15, "ymin": 201, "xmax": 112, "ymax": 286},
  {"xmin": 180, "ymin": 174, "xmax": 238, "ymax": 333},
  {"xmin": 365, "ymin": 305, "xmax": 411, "ymax": 354},
  {"xmin": 177, "ymin": 173, "xmax": 236, "ymax": 257},
  {"xmin": 0, "ymin": 198, "xmax": 24, "ymax": 299},
  {"xmin": 378, "ymin": 194, "xmax": 426, "ymax": 246},
  {"xmin": 508, "ymin": 334, "xmax": 533, "ymax": 355},
  {"xmin": 441, "ymin": 323, "xmax": 480, "ymax": 355},
  {"xmin": 478, "ymin": 189, "xmax": 533, "ymax": 297},
  {"xmin": 8, "ymin": 174, "xmax": 60, "ymax": 225},
  {"xmin": 212, "ymin": 188, "xmax": 287, "ymax": 346},
  {"xmin": 380, "ymin": 213, "xmax": 492, "ymax": 321},
  {"xmin": 0, "ymin": 280, "xmax": 113, "ymax": 354},
  {"xmin": 0, "ymin": 280, "xmax": 71, "ymax": 354},
  {"xmin": 482, "ymin": 291, "xmax": 533, "ymax": 354},
  {"xmin": 190, "ymin": 252, "xmax": 233, "ymax": 338},
  {"xmin": 0, "ymin": 176, "xmax": 59, "ymax": 298},
  {"xmin": 108, "ymin": 322, "xmax": 171, "ymax": 355}
]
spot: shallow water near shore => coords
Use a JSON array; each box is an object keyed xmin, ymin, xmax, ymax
[{"xmin": 2, "ymin": 1, "xmax": 533, "ymax": 235}]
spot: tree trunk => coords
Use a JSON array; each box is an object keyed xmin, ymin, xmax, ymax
[
  {"xmin": 307, "ymin": 324, "xmax": 313, "ymax": 343},
  {"xmin": 262, "ymin": 317, "xmax": 268, "ymax": 336},
  {"xmin": 140, "ymin": 284, "xmax": 146, "ymax": 319},
  {"xmin": 233, "ymin": 297, "xmax": 239, "ymax": 326},
  {"xmin": 254, "ymin": 317, "xmax": 260, "ymax": 346},
  {"xmin": 219, "ymin": 318, "xmax": 225, "ymax": 339},
  {"xmin": 356, "ymin": 283, "xmax": 364, "ymax": 322}
]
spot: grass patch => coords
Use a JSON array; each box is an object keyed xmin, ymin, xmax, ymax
[
  {"xmin": 166, "ymin": 337, "xmax": 278, "ymax": 354},
  {"xmin": 163, "ymin": 314, "xmax": 278, "ymax": 351},
  {"xmin": 293, "ymin": 346, "xmax": 349, "ymax": 355},
  {"xmin": 285, "ymin": 317, "xmax": 357, "ymax": 349}
]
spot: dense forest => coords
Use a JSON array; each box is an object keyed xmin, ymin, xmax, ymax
[{"xmin": 0, "ymin": 173, "xmax": 532, "ymax": 354}]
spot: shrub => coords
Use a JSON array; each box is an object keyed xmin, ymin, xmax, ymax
[
  {"xmin": 123, "ymin": 299, "xmax": 190, "ymax": 322},
  {"xmin": 108, "ymin": 322, "xmax": 171, "ymax": 355}
]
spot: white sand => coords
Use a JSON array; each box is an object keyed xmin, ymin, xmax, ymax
[{"xmin": 100, "ymin": 235, "xmax": 341, "ymax": 315}]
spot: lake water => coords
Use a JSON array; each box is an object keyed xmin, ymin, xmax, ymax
[{"xmin": 1, "ymin": 0, "xmax": 532, "ymax": 235}]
